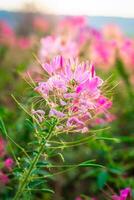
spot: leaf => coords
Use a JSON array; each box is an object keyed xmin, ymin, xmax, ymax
[
  {"xmin": 79, "ymin": 160, "xmax": 104, "ymax": 168},
  {"xmin": 31, "ymin": 168, "xmax": 51, "ymax": 176},
  {"xmin": 97, "ymin": 171, "xmax": 108, "ymax": 189},
  {"xmin": 0, "ymin": 117, "xmax": 7, "ymax": 136},
  {"xmin": 109, "ymin": 165, "xmax": 124, "ymax": 175},
  {"xmin": 28, "ymin": 180, "xmax": 46, "ymax": 188},
  {"xmin": 36, "ymin": 161, "xmax": 49, "ymax": 168},
  {"xmin": 25, "ymin": 188, "xmax": 54, "ymax": 193}
]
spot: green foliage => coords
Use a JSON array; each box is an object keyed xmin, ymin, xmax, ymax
[{"xmin": 97, "ymin": 171, "xmax": 108, "ymax": 189}]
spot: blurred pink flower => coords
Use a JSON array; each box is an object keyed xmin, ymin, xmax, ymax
[
  {"xmin": 90, "ymin": 39, "xmax": 116, "ymax": 70},
  {"xmin": 0, "ymin": 20, "xmax": 15, "ymax": 46},
  {"xmin": 0, "ymin": 21, "xmax": 14, "ymax": 37},
  {"xmin": 33, "ymin": 16, "xmax": 49, "ymax": 32},
  {"xmin": 4, "ymin": 158, "xmax": 14, "ymax": 171},
  {"xmin": 102, "ymin": 24, "xmax": 123, "ymax": 40},
  {"xmin": 39, "ymin": 35, "xmax": 78, "ymax": 62},
  {"xmin": 0, "ymin": 171, "xmax": 9, "ymax": 185},
  {"xmin": 119, "ymin": 38, "xmax": 134, "ymax": 69},
  {"xmin": 0, "ymin": 137, "xmax": 6, "ymax": 157},
  {"xmin": 112, "ymin": 187, "xmax": 131, "ymax": 200},
  {"xmin": 58, "ymin": 16, "xmax": 87, "ymax": 32},
  {"xmin": 17, "ymin": 37, "xmax": 32, "ymax": 49}
]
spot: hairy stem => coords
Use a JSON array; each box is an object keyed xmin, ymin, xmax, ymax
[
  {"xmin": 13, "ymin": 117, "xmax": 57, "ymax": 200},
  {"xmin": 14, "ymin": 141, "xmax": 45, "ymax": 200}
]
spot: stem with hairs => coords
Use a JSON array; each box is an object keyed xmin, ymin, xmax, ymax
[{"xmin": 14, "ymin": 124, "xmax": 55, "ymax": 200}]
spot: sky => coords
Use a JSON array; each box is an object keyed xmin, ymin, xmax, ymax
[{"xmin": 0, "ymin": 0, "xmax": 134, "ymax": 18}]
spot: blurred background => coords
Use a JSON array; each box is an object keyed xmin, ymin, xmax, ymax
[
  {"xmin": 0, "ymin": 0, "xmax": 134, "ymax": 35},
  {"xmin": 0, "ymin": 1, "xmax": 134, "ymax": 200}
]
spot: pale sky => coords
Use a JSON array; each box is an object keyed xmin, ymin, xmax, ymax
[{"xmin": 0, "ymin": 0, "xmax": 134, "ymax": 18}]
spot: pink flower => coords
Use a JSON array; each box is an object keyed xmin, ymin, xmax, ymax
[
  {"xmin": 4, "ymin": 158, "xmax": 14, "ymax": 171},
  {"xmin": 90, "ymin": 39, "xmax": 116, "ymax": 70},
  {"xmin": 97, "ymin": 96, "xmax": 112, "ymax": 112},
  {"xmin": 33, "ymin": 16, "xmax": 49, "ymax": 32},
  {"xmin": 39, "ymin": 36, "xmax": 78, "ymax": 62},
  {"xmin": 17, "ymin": 37, "xmax": 31, "ymax": 49},
  {"xmin": 119, "ymin": 38, "xmax": 134, "ymax": 69},
  {"xmin": 0, "ymin": 21, "xmax": 14, "ymax": 37},
  {"xmin": 112, "ymin": 188, "xmax": 131, "ymax": 200},
  {"xmin": 35, "ymin": 56, "xmax": 113, "ymax": 132},
  {"xmin": 32, "ymin": 109, "xmax": 45, "ymax": 122},
  {"xmin": 102, "ymin": 24, "xmax": 123, "ymax": 40},
  {"xmin": 42, "ymin": 55, "xmax": 64, "ymax": 75},
  {"xmin": 0, "ymin": 171, "xmax": 9, "ymax": 185},
  {"xmin": 0, "ymin": 20, "xmax": 15, "ymax": 46},
  {"xmin": 0, "ymin": 137, "xmax": 6, "ymax": 157},
  {"xmin": 49, "ymin": 109, "xmax": 66, "ymax": 118},
  {"xmin": 67, "ymin": 117, "xmax": 85, "ymax": 128},
  {"xmin": 58, "ymin": 16, "xmax": 86, "ymax": 33}
]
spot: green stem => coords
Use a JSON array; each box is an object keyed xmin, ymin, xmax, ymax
[
  {"xmin": 13, "ymin": 141, "xmax": 45, "ymax": 200},
  {"xmin": 14, "ymin": 121, "xmax": 56, "ymax": 200}
]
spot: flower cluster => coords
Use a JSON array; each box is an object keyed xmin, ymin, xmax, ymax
[{"xmin": 34, "ymin": 55, "xmax": 113, "ymax": 133}]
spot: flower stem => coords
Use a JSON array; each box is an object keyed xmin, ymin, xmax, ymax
[{"xmin": 13, "ymin": 141, "xmax": 45, "ymax": 200}]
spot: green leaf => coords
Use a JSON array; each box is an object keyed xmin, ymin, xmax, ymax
[
  {"xmin": 97, "ymin": 171, "xmax": 108, "ymax": 189},
  {"xmin": 25, "ymin": 188, "xmax": 54, "ymax": 193},
  {"xmin": 109, "ymin": 165, "xmax": 124, "ymax": 175},
  {"xmin": 79, "ymin": 160, "xmax": 104, "ymax": 168},
  {"xmin": 28, "ymin": 180, "xmax": 46, "ymax": 188},
  {"xmin": 0, "ymin": 117, "xmax": 7, "ymax": 137},
  {"xmin": 36, "ymin": 161, "xmax": 49, "ymax": 168}
]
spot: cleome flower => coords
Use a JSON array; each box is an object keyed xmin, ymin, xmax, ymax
[{"xmin": 34, "ymin": 55, "xmax": 113, "ymax": 133}]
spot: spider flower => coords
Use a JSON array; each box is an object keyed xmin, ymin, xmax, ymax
[{"xmin": 35, "ymin": 56, "xmax": 113, "ymax": 133}]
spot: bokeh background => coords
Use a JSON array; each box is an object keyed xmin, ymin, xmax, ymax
[{"xmin": 0, "ymin": 1, "xmax": 134, "ymax": 199}]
